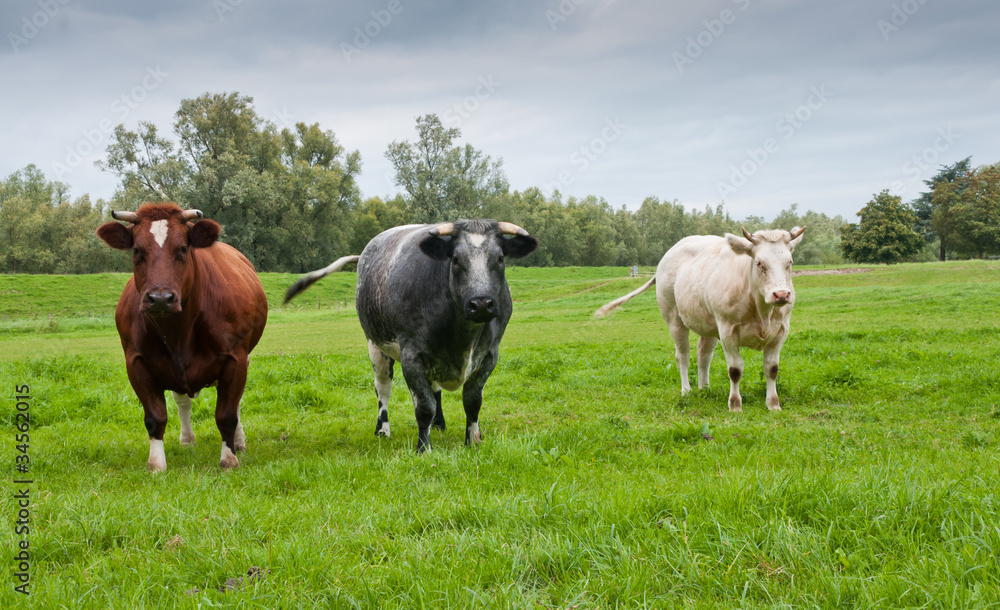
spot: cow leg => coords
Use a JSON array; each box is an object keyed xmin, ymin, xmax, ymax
[
  {"xmin": 667, "ymin": 319, "xmax": 692, "ymax": 395},
  {"xmin": 719, "ymin": 332, "xmax": 744, "ymax": 412},
  {"xmin": 368, "ymin": 341, "xmax": 394, "ymax": 438},
  {"xmin": 431, "ymin": 390, "xmax": 446, "ymax": 431},
  {"xmin": 763, "ymin": 342, "xmax": 784, "ymax": 411},
  {"xmin": 462, "ymin": 350, "xmax": 497, "ymax": 445},
  {"xmin": 400, "ymin": 354, "xmax": 437, "ymax": 453},
  {"xmin": 216, "ymin": 352, "xmax": 248, "ymax": 469},
  {"xmin": 172, "ymin": 391, "xmax": 196, "ymax": 446},
  {"xmin": 696, "ymin": 336, "xmax": 718, "ymax": 389},
  {"xmin": 234, "ymin": 401, "xmax": 246, "ymax": 451},
  {"xmin": 125, "ymin": 357, "xmax": 170, "ymax": 471}
]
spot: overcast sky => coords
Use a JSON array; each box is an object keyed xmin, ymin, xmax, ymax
[{"xmin": 2, "ymin": 0, "xmax": 997, "ymax": 221}]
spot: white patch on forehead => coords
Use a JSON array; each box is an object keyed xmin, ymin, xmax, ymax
[
  {"xmin": 149, "ymin": 220, "xmax": 169, "ymax": 248},
  {"xmin": 467, "ymin": 233, "xmax": 486, "ymax": 247}
]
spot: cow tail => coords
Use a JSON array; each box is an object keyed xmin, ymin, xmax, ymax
[
  {"xmin": 284, "ymin": 255, "xmax": 361, "ymax": 304},
  {"xmin": 594, "ymin": 276, "xmax": 656, "ymax": 318}
]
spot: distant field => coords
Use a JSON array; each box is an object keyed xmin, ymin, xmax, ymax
[{"xmin": 1, "ymin": 261, "xmax": 999, "ymax": 607}]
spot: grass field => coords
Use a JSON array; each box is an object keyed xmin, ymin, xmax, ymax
[{"xmin": 1, "ymin": 261, "xmax": 999, "ymax": 608}]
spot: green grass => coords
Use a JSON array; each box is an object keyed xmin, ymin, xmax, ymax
[{"xmin": 1, "ymin": 261, "xmax": 999, "ymax": 608}]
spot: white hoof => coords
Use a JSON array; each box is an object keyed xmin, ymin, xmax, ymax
[{"xmin": 147, "ymin": 439, "xmax": 167, "ymax": 472}]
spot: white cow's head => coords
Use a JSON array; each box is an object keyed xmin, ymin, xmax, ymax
[{"xmin": 726, "ymin": 226, "xmax": 806, "ymax": 307}]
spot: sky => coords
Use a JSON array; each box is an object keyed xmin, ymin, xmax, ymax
[{"xmin": 1, "ymin": 0, "xmax": 998, "ymax": 221}]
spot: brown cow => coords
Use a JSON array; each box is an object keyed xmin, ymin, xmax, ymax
[{"xmin": 96, "ymin": 203, "xmax": 267, "ymax": 471}]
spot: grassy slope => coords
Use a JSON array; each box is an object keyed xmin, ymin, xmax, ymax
[{"xmin": 0, "ymin": 262, "xmax": 998, "ymax": 608}]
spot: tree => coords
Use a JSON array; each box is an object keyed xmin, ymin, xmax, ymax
[
  {"xmin": 385, "ymin": 114, "xmax": 508, "ymax": 223},
  {"xmin": 0, "ymin": 165, "xmax": 126, "ymax": 274},
  {"xmin": 911, "ymin": 157, "xmax": 972, "ymax": 260},
  {"xmin": 98, "ymin": 92, "xmax": 361, "ymax": 271},
  {"xmin": 949, "ymin": 164, "xmax": 1000, "ymax": 258},
  {"xmin": 840, "ymin": 190, "xmax": 923, "ymax": 264},
  {"xmin": 769, "ymin": 204, "xmax": 846, "ymax": 265}
]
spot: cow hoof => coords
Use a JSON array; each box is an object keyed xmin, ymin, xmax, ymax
[
  {"xmin": 466, "ymin": 423, "xmax": 482, "ymax": 445},
  {"xmin": 234, "ymin": 430, "xmax": 247, "ymax": 452},
  {"xmin": 431, "ymin": 423, "xmax": 446, "ymax": 432},
  {"xmin": 220, "ymin": 444, "xmax": 240, "ymax": 469},
  {"xmin": 768, "ymin": 403, "xmax": 782, "ymax": 411},
  {"xmin": 375, "ymin": 422, "xmax": 391, "ymax": 438},
  {"xmin": 148, "ymin": 439, "xmax": 167, "ymax": 472},
  {"xmin": 179, "ymin": 433, "xmax": 196, "ymax": 447}
]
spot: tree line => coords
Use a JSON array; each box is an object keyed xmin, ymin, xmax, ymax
[{"xmin": 1, "ymin": 91, "xmax": 997, "ymax": 274}]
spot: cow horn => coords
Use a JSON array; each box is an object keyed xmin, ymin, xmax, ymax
[
  {"xmin": 111, "ymin": 211, "xmax": 138, "ymax": 223},
  {"xmin": 741, "ymin": 227, "xmax": 758, "ymax": 244},
  {"xmin": 428, "ymin": 222, "xmax": 455, "ymax": 236},
  {"xmin": 789, "ymin": 226, "xmax": 806, "ymax": 240},
  {"xmin": 498, "ymin": 222, "xmax": 529, "ymax": 237},
  {"xmin": 181, "ymin": 209, "xmax": 204, "ymax": 221}
]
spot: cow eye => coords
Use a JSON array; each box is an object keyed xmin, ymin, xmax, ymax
[
  {"xmin": 498, "ymin": 254, "xmax": 505, "ymax": 264},
  {"xmin": 177, "ymin": 246, "xmax": 188, "ymax": 260}
]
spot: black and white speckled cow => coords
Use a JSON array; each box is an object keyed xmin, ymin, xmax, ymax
[{"xmin": 285, "ymin": 220, "xmax": 538, "ymax": 452}]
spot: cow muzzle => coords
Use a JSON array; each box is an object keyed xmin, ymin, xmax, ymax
[
  {"xmin": 772, "ymin": 290, "xmax": 791, "ymax": 306},
  {"xmin": 464, "ymin": 296, "xmax": 498, "ymax": 323},
  {"xmin": 142, "ymin": 288, "xmax": 181, "ymax": 315}
]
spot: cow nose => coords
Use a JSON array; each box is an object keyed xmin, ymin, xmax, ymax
[
  {"xmin": 772, "ymin": 290, "xmax": 791, "ymax": 305},
  {"xmin": 465, "ymin": 296, "xmax": 497, "ymax": 322},
  {"xmin": 145, "ymin": 290, "xmax": 177, "ymax": 313}
]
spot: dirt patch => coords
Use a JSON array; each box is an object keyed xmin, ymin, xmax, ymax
[{"xmin": 793, "ymin": 268, "xmax": 872, "ymax": 277}]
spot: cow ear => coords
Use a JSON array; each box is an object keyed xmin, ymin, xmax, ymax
[
  {"xmin": 788, "ymin": 226, "xmax": 806, "ymax": 251},
  {"xmin": 725, "ymin": 232, "xmax": 754, "ymax": 256},
  {"xmin": 189, "ymin": 219, "xmax": 220, "ymax": 248},
  {"xmin": 419, "ymin": 235, "xmax": 453, "ymax": 260},
  {"xmin": 96, "ymin": 222, "xmax": 133, "ymax": 250},
  {"xmin": 501, "ymin": 234, "xmax": 539, "ymax": 259}
]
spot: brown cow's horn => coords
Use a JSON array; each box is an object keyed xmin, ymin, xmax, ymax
[
  {"xmin": 181, "ymin": 209, "xmax": 204, "ymax": 221},
  {"xmin": 428, "ymin": 222, "xmax": 455, "ymax": 236},
  {"xmin": 498, "ymin": 222, "xmax": 529, "ymax": 237},
  {"xmin": 112, "ymin": 211, "xmax": 138, "ymax": 223},
  {"xmin": 741, "ymin": 227, "xmax": 758, "ymax": 244}
]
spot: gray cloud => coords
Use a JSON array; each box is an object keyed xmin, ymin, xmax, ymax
[{"xmin": 2, "ymin": 0, "xmax": 997, "ymax": 220}]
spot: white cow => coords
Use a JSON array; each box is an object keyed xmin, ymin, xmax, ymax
[{"xmin": 596, "ymin": 227, "xmax": 805, "ymax": 411}]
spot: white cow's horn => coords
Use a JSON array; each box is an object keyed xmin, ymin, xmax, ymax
[
  {"xmin": 789, "ymin": 226, "xmax": 806, "ymax": 240},
  {"xmin": 428, "ymin": 222, "xmax": 455, "ymax": 236},
  {"xmin": 181, "ymin": 209, "xmax": 204, "ymax": 221},
  {"xmin": 112, "ymin": 211, "xmax": 138, "ymax": 223},
  {"xmin": 498, "ymin": 222, "xmax": 529, "ymax": 237},
  {"xmin": 741, "ymin": 227, "xmax": 758, "ymax": 244}
]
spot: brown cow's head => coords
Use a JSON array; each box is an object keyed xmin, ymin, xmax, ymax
[{"xmin": 96, "ymin": 203, "xmax": 220, "ymax": 316}]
